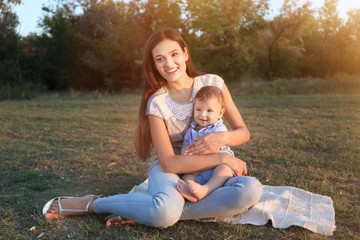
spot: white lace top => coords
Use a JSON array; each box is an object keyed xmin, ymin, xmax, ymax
[{"xmin": 146, "ymin": 74, "xmax": 224, "ymax": 155}]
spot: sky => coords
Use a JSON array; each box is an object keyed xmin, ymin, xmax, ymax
[{"xmin": 13, "ymin": 0, "xmax": 360, "ymax": 36}]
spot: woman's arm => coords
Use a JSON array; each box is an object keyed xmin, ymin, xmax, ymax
[
  {"xmin": 185, "ymin": 83, "xmax": 250, "ymax": 155},
  {"xmin": 148, "ymin": 115, "xmax": 247, "ymax": 176}
]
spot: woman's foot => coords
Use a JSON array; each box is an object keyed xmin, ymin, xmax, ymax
[
  {"xmin": 187, "ymin": 180, "xmax": 208, "ymax": 201},
  {"xmin": 177, "ymin": 179, "xmax": 198, "ymax": 202},
  {"xmin": 44, "ymin": 195, "xmax": 97, "ymax": 219},
  {"xmin": 105, "ymin": 215, "xmax": 137, "ymax": 227}
]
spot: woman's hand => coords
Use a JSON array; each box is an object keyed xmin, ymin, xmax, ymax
[
  {"xmin": 220, "ymin": 153, "xmax": 247, "ymax": 176},
  {"xmin": 184, "ymin": 132, "xmax": 225, "ymax": 155}
]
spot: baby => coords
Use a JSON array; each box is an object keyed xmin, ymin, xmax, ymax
[{"xmin": 177, "ymin": 86, "xmax": 234, "ymax": 202}]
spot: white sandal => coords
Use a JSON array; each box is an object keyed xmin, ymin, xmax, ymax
[
  {"xmin": 105, "ymin": 215, "xmax": 137, "ymax": 227},
  {"xmin": 42, "ymin": 195, "xmax": 99, "ymax": 218}
]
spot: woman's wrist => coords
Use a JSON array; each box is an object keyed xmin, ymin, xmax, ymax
[
  {"xmin": 221, "ymin": 131, "xmax": 231, "ymax": 146},
  {"xmin": 224, "ymin": 127, "xmax": 250, "ymax": 147},
  {"xmin": 218, "ymin": 152, "xmax": 230, "ymax": 165}
]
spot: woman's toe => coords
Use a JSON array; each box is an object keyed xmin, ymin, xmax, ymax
[
  {"xmin": 106, "ymin": 216, "xmax": 121, "ymax": 227},
  {"xmin": 45, "ymin": 210, "xmax": 59, "ymax": 219}
]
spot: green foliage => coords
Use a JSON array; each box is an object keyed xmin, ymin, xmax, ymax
[
  {"xmin": 39, "ymin": 9, "xmax": 76, "ymax": 90},
  {"xmin": 262, "ymin": 0, "xmax": 314, "ymax": 79},
  {"xmin": 0, "ymin": 59, "xmax": 18, "ymax": 84},
  {"xmin": 18, "ymin": 34, "xmax": 47, "ymax": 86},
  {"xmin": 325, "ymin": 72, "xmax": 360, "ymax": 91},
  {"xmin": 271, "ymin": 77, "xmax": 324, "ymax": 94},
  {"xmin": 0, "ymin": 0, "xmax": 44, "ymax": 100},
  {"xmin": 72, "ymin": 0, "xmax": 145, "ymax": 90},
  {"xmin": 0, "ymin": 3, "xmax": 21, "ymax": 85},
  {"xmin": 2, "ymin": 0, "xmax": 360, "ymax": 91},
  {"xmin": 0, "ymin": 81, "xmax": 43, "ymax": 100},
  {"xmin": 186, "ymin": 0, "xmax": 268, "ymax": 80}
]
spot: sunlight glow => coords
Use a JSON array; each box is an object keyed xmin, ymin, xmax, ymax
[{"xmin": 14, "ymin": 0, "xmax": 360, "ymax": 36}]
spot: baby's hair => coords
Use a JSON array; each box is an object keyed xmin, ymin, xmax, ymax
[{"xmin": 195, "ymin": 86, "xmax": 224, "ymax": 107}]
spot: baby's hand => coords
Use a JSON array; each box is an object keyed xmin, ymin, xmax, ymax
[{"xmin": 181, "ymin": 148, "xmax": 189, "ymax": 155}]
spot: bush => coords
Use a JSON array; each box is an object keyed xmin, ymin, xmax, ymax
[
  {"xmin": 0, "ymin": 82, "xmax": 45, "ymax": 100},
  {"xmin": 271, "ymin": 77, "xmax": 323, "ymax": 94},
  {"xmin": 230, "ymin": 74, "xmax": 360, "ymax": 95},
  {"xmin": 325, "ymin": 72, "xmax": 360, "ymax": 92}
]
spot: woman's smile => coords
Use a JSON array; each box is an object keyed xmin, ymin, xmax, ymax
[{"xmin": 166, "ymin": 67, "xmax": 178, "ymax": 74}]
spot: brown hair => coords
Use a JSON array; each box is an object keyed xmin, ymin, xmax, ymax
[
  {"xmin": 195, "ymin": 86, "xmax": 224, "ymax": 108},
  {"xmin": 135, "ymin": 28, "xmax": 201, "ymax": 161}
]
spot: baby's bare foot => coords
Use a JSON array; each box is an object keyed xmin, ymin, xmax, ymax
[
  {"xmin": 187, "ymin": 180, "xmax": 208, "ymax": 200},
  {"xmin": 45, "ymin": 196, "xmax": 96, "ymax": 219},
  {"xmin": 177, "ymin": 179, "xmax": 198, "ymax": 202}
]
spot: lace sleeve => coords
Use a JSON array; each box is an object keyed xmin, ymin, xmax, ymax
[
  {"xmin": 146, "ymin": 95, "xmax": 164, "ymax": 119},
  {"xmin": 197, "ymin": 74, "xmax": 225, "ymax": 91},
  {"xmin": 207, "ymin": 74, "xmax": 225, "ymax": 90}
]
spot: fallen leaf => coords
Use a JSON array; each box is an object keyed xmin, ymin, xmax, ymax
[{"xmin": 37, "ymin": 232, "xmax": 44, "ymax": 238}]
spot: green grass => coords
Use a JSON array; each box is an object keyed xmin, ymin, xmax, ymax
[{"xmin": 1, "ymin": 92, "xmax": 359, "ymax": 239}]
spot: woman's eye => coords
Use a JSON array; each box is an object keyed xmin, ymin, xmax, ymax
[{"xmin": 156, "ymin": 57, "xmax": 163, "ymax": 62}]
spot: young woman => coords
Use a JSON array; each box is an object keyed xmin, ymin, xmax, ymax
[{"xmin": 43, "ymin": 28, "xmax": 263, "ymax": 228}]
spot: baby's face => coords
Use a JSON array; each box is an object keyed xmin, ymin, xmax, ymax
[{"xmin": 194, "ymin": 97, "xmax": 224, "ymax": 127}]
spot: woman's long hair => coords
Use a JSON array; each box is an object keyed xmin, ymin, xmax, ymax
[{"xmin": 134, "ymin": 28, "xmax": 201, "ymax": 161}]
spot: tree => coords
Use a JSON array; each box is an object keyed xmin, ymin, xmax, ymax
[
  {"xmin": 0, "ymin": 0, "xmax": 21, "ymax": 33},
  {"xmin": 263, "ymin": 0, "xmax": 313, "ymax": 79},
  {"xmin": 72, "ymin": 0, "xmax": 144, "ymax": 90},
  {"xmin": 0, "ymin": 0, "xmax": 21, "ymax": 85},
  {"xmin": 19, "ymin": 33, "xmax": 45, "ymax": 85},
  {"xmin": 136, "ymin": 0, "xmax": 184, "ymax": 36},
  {"xmin": 70, "ymin": 0, "xmax": 185, "ymax": 90},
  {"xmin": 185, "ymin": 0, "xmax": 268, "ymax": 81},
  {"xmin": 338, "ymin": 9, "xmax": 360, "ymax": 74},
  {"xmin": 316, "ymin": 0, "xmax": 342, "ymax": 76},
  {"xmin": 39, "ymin": 8, "xmax": 76, "ymax": 90}
]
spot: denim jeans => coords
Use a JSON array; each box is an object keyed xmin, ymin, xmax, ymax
[{"xmin": 93, "ymin": 159, "xmax": 263, "ymax": 228}]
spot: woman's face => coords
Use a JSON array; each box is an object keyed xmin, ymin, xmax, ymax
[{"xmin": 152, "ymin": 39, "xmax": 189, "ymax": 84}]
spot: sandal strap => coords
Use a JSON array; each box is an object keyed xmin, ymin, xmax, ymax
[
  {"xmin": 105, "ymin": 214, "xmax": 122, "ymax": 222},
  {"xmin": 58, "ymin": 195, "xmax": 99, "ymax": 218},
  {"xmin": 85, "ymin": 195, "xmax": 98, "ymax": 211}
]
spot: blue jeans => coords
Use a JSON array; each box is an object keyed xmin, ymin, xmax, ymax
[
  {"xmin": 93, "ymin": 159, "xmax": 263, "ymax": 228},
  {"xmin": 196, "ymin": 168, "xmax": 215, "ymax": 185}
]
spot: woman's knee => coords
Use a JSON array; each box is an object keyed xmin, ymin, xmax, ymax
[
  {"xmin": 244, "ymin": 176, "xmax": 263, "ymax": 203},
  {"xmin": 147, "ymin": 193, "xmax": 184, "ymax": 228},
  {"xmin": 228, "ymin": 176, "xmax": 263, "ymax": 209}
]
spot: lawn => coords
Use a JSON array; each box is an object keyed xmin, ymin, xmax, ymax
[{"xmin": 0, "ymin": 91, "xmax": 359, "ymax": 239}]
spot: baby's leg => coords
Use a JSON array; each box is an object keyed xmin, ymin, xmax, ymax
[
  {"xmin": 177, "ymin": 174, "xmax": 198, "ymax": 202},
  {"xmin": 188, "ymin": 164, "xmax": 233, "ymax": 201}
]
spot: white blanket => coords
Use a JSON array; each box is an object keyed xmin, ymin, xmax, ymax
[{"xmin": 129, "ymin": 180, "xmax": 336, "ymax": 236}]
